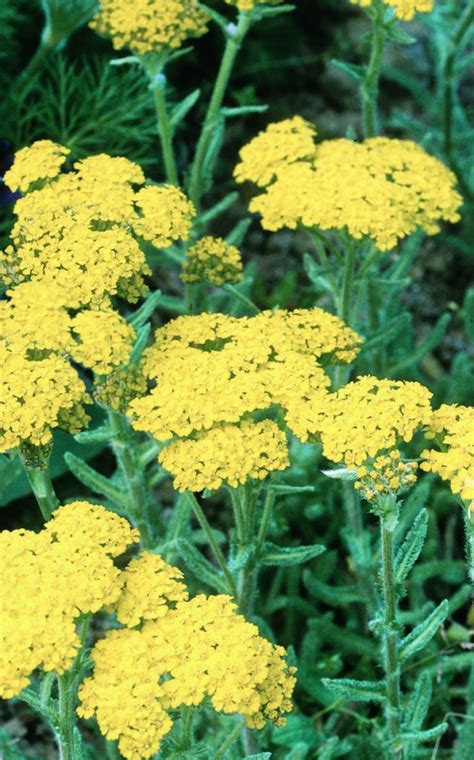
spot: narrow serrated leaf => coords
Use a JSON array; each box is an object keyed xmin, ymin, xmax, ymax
[
  {"xmin": 170, "ymin": 89, "xmax": 200, "ymax": 129},
  {"xmin": 221, "ymin": 104, "xmax": 268, "ymax": 118},
  {"xmin": 322, "ymin": 677, "xmax": 386, "ymax": 703},
  {"xmin": 260, "ymin": 542, "xmax": 325, "ymax": 566},
  {"xmin": 400, "ymin": 723, "xmax": 448, "ymax": 742},
  {"xmin": 173, "ymin": 538, "xmax": 229, "ymax": 593},
  {"xmin": 129, "ymin": 290, "xmax": 162, "ymax": 328},
  {"xmin": 65, "ymin": 453, "xmax": 129, "ymax": 509},
  {"xmin": 395, "ymin": 509, "xmax": 428, "ymax": 584},
  {"xmin": 400, "ymin": 600, "xmax": 449, "ymax": 661},
  {"xmin": 405, "ymin": 672, "xmax": 432, "ymax": 730},
  {"xmin": 74, "ymin": 426, "xmax": 112, "ymax": 444},
  {"xmin": 225, "ymin": 218, "xmax": 251, "ymax": 247},
  {"xmin": 130, "ymin": 323, "xmax": 150, "ymax": 365},
  {"xmin": 321, "ymin": 468, "xmax": 357, "ymax": 481},
  {"xmin": 331, "ymin": 59, "xmax": 366, "ymax": 80}
]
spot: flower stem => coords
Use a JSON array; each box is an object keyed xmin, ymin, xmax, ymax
[
  {"xmin": 361, "ymin": 0, "xmax": 386, "ymax": 138},
  {"xmin": 151, "ymin": 74, "xmax": 179, "ymax": 185},
  {"xmin": 463, "ymin": 504, "xmax": 474, "ymax": 602},
  {"xmin": 214, "ymin": 719, "xmax": 244, "ymax": 759},
  {"xmin": 21, "ymin": 460, "xmax": 59, "ymax": 520},
  {"xmin": 188, "ymin": 13, "xmax": 252, "ymax": 208},
  {"xmin": 379, "ymin": 500, "xmax": 403, "ymax": 758},
  {"xmin": 56, "ymin": 674, "xmax": 76, "ymax": 760},
  {"xmin": 184, "ymin": 491, "xmax": 238, "ymax": 597},
  {"xmin": 108, "ymin": 409, "xmax": 154, "ymax": 549}
]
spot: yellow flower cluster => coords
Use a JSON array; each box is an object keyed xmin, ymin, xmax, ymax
[
  {"xmin": 351, "ymin": 0, "xmax": 434, "ymax": 21},
  {"xmin": 91, "ymin": 0, "xmax": 209, "ymax": 55},
  {"xmin": 159, "ymin": 419, "xmax": 290, "ymax": 492},
  {"xmin": 2, "ymin": 143, "xmax": 195, "ymax": 307},
  {"xmin": 0, "ymin": 502, "xmax": 139, "ymax": 699},
  {"xmin": 181, "ymin": 236, "xmax": 244, "ymax": 286},
  {"xmin": 235, "ymin": 120, "xmax": 461, "ymax": 251},
  {"xmin": 310, "ymin": 377, "xmax": 432, "ymax": 466},
  {"xmin": 0, "ymin": 341, "xmax": 89, "ymax": 451},
  {"xmin": 224, "ymin": 0, "xmax": 286, "ymax": 13},
  {"xmin": 355, "ymin": 451, "xmax": 418, "ymax": 501},
  {"xmin": 79, "ymin": 554, "xmax": 295, "ymax": 759},
  {"xmin": 94, "ymin": 366, "xmax": 148, "ymax": 413},
  {"xmin": 421, "ymin": 405, "xmax": 474, "ymax": 502},
  {"xmin": 3, "ymin": 140, "xmax": 69, "ymax": 192},
  {"xmin": 129, "ymin": 309, "xmax": 361, "ymax": 490}
]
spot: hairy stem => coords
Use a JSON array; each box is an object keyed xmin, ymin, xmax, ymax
[
  {"xmin": 361, "ymin": 0, "xmax": 386, "ymax": 138},
  {"xmin": 185, "ymin": 491, "xmax": 238, "ymax": 597},
  {"xmin": 379, "ymin": 503, "xmax": 403, "ymax": 758},
  {"xmin": 108, "ymin": 409, "xmax": 154, "ymax": 548},
  {"xmin": 21, "ymin": 460, "xmax": 59, "ymax": 520},
  {"xmin": 188, "ymin": 13, "xmax": 252, "ymax": 208},
  {"xmin": 463, "ymin": 504, "xmax": 474, "ymax": 602},
  {"xmin": 56, "ymin": 674, "xmax": 76, "ymax": 760},
  {"xmin": 151, "ymin": 74, "xmax": 179, "ymax": 185}
]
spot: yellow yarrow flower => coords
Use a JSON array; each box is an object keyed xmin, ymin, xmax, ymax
[
  {"xmin": 224, "ymin": 0, "xmax": 286, "ymax": 12},
  {"xmin": 78, "ymin": 589, "xmax": 295, "ymax": 759},
  {"xmin": 351, "ymin": 0, "xmax": 434, "ymax": 21},
  {"xmin": 0, "ymin": 502, "xmax": 139, "ymax": 699},
  {"xmin": 354, "ymin": 451, "xmax": 418, "ymax": 501},
  {"xmin": 181, "ymin": 236, "xmax": 244, "ymax": 286},
  {"xmin": 235, "ymin": 121, "xmax": 462, "ymax": 251},
  {"xmin": 3, "ymin": 140, "xmax": 69, "ymax": 192},
  {"xmin": 129, "ymin": 309, "xmax": 360, "ymax": 441},
  {"xmin": 132, "ymin": 185, "xmax": 195, "ymax": 248},
  {"xmin": 91, "ymin": 0, "xmax": 209, "ymax": 55},
  {"xmin": 159, "ymin": 418, "xmax": 290, "ymax": 492},
  {"xmin": 0, "ymin": 342, "xmax": 90, "ymax": 451},
  {"xmin": 71, "ymin": 308, "xmax": 136, "ymax": 374},
  {"xmin": 420, "ymin": 404, "xmax": 474, "ymax": 501}
]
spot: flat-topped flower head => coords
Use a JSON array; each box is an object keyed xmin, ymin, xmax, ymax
[
  {"xmin": 234, "ymin": 116, "xmax": 317, "ymax": 187},
  {"xmin": 0, "ymin": 341, "xmax": 90, "ymax": 452},
  {"xmin": 132, "ymin": 185, "xmax": 195, "ymax": 248},
  {"xmin": 351, "ymin": 0, "xmax": 434, "ymax": 21},
  {"xmin": 79, "ymin": 588, "xmax": 295, "ymax": 759},
  {"xmin": 0, "ymin": 502, "xmax": 139, "ymax": 699},
  {"xmin": 3, "ymin": 140, "xmax": 69, "ymax": 192},
  {"xmin": 181, "ymin": 236, "xmax": 243, "ymax": 286},
  {"xmin": 129, "ymin": 309, "xmax": 360, "ymax": 442},
  {"xmin": 235, "ymin": 121, "xmax": 462, "ymax": 251},
  {"xmin": 159, "ymin": 418, "xmax": 290, "ymax": 492},
  {"xmin": 91, "ymin": 0, "xmax": 209, "ymax": 55},
  {"xmin": 421, "ymin": 404, "xmax": 474, "ymax": 502}
]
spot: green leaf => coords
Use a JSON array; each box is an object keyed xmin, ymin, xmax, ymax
[
  {"xmin": 395, "ymin": 509, "xmax": 428, "ymax": 584},
  {"xmin": 385, "ymin": 23, "xmax": 416, "ymax": 45},
  {"xmin": 361, "ymin": 313, "xmax": 411, "ymax": 353},
  {"xmin": 172, "ymin": 538, "xmax": 229, "ymax": 593},
  {"xmin": 245, "ymin": 755, "xmax": 272, "ymax": 760},
  {"xmin": 260, "ymin": 542, "xmax": 325, "ymax": 566},
  {"xmin": 404, "ymin": 672, "xmax": 432, "ymax": 730},
  {"xmin": 303, "ymin": 253, "xmax": 336, "ymax": 296},
  {"xmin": 400, "ymin": 724, "xmax": 448, "ymax": 742},
  {"xmin": 221, "ymin": 104, "xmax": 268, "ymax": 118},
  {"xmin": 225, "ymin": 218, "xmax": 252, "ymax": 247},
  {"xmin": 388, "ymin": 313, "xmax": 451, "ymax": 375},
  {"xmin": 250, "ymin": 3, "xmax": 295, "ymax": 19},
  {"xmin": 331, "ymin": 59, "xmax": 366, "ymax": 81},
  {"xmin": 399, "ymin": 599, "xmax": 449, "ymax": 662},
  {"xmin": 170, "ymin": 89, "xmax": 201, "ymax": 129},
  {"xmin": 198, "ymin": 3, "xmax": 229, "ymax": 33},
  {"xmin": 321, "ymin": 468, "xmax": 357, "ymax": 481},
  {"xmin": 266, "ymin": 483, "xmax": 316, "ymax": 495},
  {"xmin": 322, "ymin": 677, "xmax": 386, "ymax": 703},
  {"xmin": 74, "ymin": 426, "xmax": 112, "ymax": 444},
  {"xmin": 129, "ymin": 290, "xmax": 162, "ymax": 328},
  {"xmin": 196, "ymin": 192, "xmax": 239, "ymax": 227},
  {"xmin": 65, "ymin": 452, "xmax": 129, "ymax": 509},
  {"xmin": 303, "ymin": 571, "xmax": 365, "ymax": 606}
]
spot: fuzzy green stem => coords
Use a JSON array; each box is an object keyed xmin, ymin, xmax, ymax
[
  {"xmin": 256, "ymin": 489, "xmax": 275, "ymax": 554},
  {"xmin": 179, "ymin": 707, "xmax": 195, "ymax": 749},
  {"xmin": 338, "ymin": 241, "xmax": 358, "ymax": 326},
  {"xmin": 21, "ymin": 461, "xmax": 59, "ymax": 520},
  {"xmin": 379, "ymin": 504, "xmax": 403, "ymax": 758},
  {"xmin": 108, "ymin": 409, "xmax": 154, "ymax": 548},
  {"xmin": 463, "ymin": 505, "xmax": 474, "ymax": 601},
  {"xmin": 188, "ymin": 13, "xmax": 252, "ymax": 208},
  {"xmin": 151, "ymin": 75, "xmax": 179, "ymax": 185},
  {"xmin": 184, "ymin": 491, "xmax": 238, "ymax": 597},
  {"xmin": 56, "ymin": 674, "xmax": 75, "ymax": 760},
  {"xmin": 222, "ymin": 284, "xmax": 260, "ymax": 314},
  {"xmin": 343, "ymin": 483, "xmax": 378, "ymax": 618},
  {"xmin": 361, "ymin": 0, "xmax": 386, "ymax": 138},
  {"xmin": 214, "ymin": 719, "xmax": 244, "ymax": 759}
]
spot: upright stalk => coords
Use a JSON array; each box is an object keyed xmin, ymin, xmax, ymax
[
  {"xmin": 361, "ymin": 0, "xmax": 386, "ymax": 138},
  {"xmin": 151, "ymin": 74, "xmax": 179, "ymax": 185},
  {"xmin": 108, "ymin": 409, "xmax": 154, "ymax": 548},
  {"xmin": 378, "ymin": 497, "xmax": 403, "ymax": 758},
  {"xmin": 188, "ymin": 13, "xmax": 252, "ymax": 208},
  {"xmin": 56, "ymin": 674, "xmax": 76, "ymax": 760},
  {"xmin": 463, "ymin": 504, "xmax": 474, "ymax": 601},
  {"xmin": 20, "ymin": 456, "xmax": 59, "ymax": 520}
]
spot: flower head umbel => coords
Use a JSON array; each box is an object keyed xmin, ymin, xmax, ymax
[
  {"xmin": 1, "ymin": 143, "xmax": 196, "ymax": 308},
  {"xmin": 351, "ymin": 0, "xmax": 434, "ymax": 21},
  {"xmin": 78, "ymin": 552, "xmax": 295, "ymax": 759},
  {"xmin": 3, "ymin": 140, "xmax": 69, "ymax": 192},
  {"xmin": 90, "ymin": 0, "xmax": 209, "ymax": 55},
  {"xmin": 0, "ymin": 502, "xmax": 139, "ymax": 699},
  {"xmin": 421, "ymin": 404, "xmax": 474, "ymax": 502},
  {"xmin": 235, "ymin": 120, "xmax": 462, "ymax": 251},
  {"xmin": 181, "ymin": 236, "xmax": 244, "ymax": 286}
]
